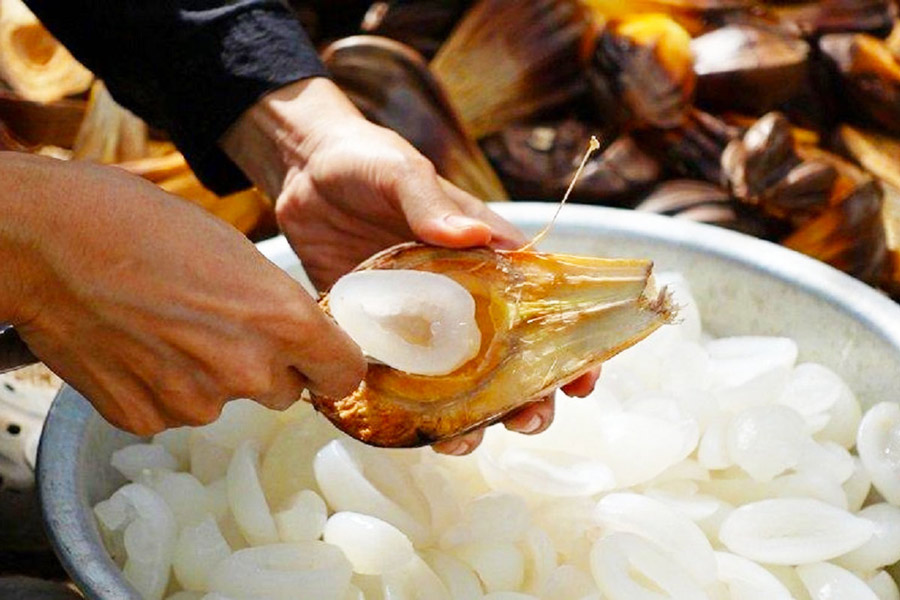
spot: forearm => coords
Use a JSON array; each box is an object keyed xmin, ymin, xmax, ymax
[
  {"xmin": 221, "ymin": 77, "xmax": 363, "ymax": 199},
  {"xmin": 0, "ymin": 152, "xmax": 58, "ymax": 324}
]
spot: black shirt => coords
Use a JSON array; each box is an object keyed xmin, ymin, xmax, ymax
[{"xmin": 24, "ymin": 0, "xmax": 328, "ymax": 194}]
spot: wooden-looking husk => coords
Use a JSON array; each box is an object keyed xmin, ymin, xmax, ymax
[
  {"xmin": 772, "ymin": 0, "xmax": 897, "ymax": 39},
  {"xmin": 820, "ymin": 33, "xmax": 900, "ymax": 136},
  {"xmin": 0, "ymin": 0, "xmax": 92, "ymax": 102},
  {"xmin": 322, "ymin": 35, "xmax": 507, "ymax": 201},
  {"xmin": 584, "ymin": 13, "xmax": 696, "ymax": 129},
  {"xmin": 691, "ymin": 24, "xmax": 811, "ymax": 115},
  {"xmin": 482, "ymin": 119, "xmax": 660, "ymax": 206},
  {"xmin": 313, "ymin": 242, "xmax": 674, "ymax": 447},
  {"xmin": 783, "ymin": 178, "xmax": 888, "ymax": 284},
  {"xmin": 636, "ymin": 179, "xmax": 788, "ymax": 239},
  {"xmin": 431, "ymin": 0, "xmax": 589, "ymax": 139},
  {"xmin": 721, "ymin": 112, "xmax": 837, "ymax": 224},
  {"xmin": 634, "ymin": 109, "xmax": 741, "ymax": 184}
]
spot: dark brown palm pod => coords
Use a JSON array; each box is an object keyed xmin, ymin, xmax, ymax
[
  {"xmin": 635, "ymin": 179, "xmax": 788, "ymax": 238},
  {"xmin": 691, "ymin": 24, "xmax": 811, "ymax": 114},
  {"xmin": 721, "ymin": 112, "xmax": 837, "ymax": 223},
  {"xmin": 584, "ymin": 14, "xmax": 696, "ymax": 129},
  {"xmin": 322, "ymin": 36, "xmax": 507, "ymax": 201},
  {"xmin": 820, "ymin": 33, "xmax": 900, "ymax": 136},
  {"xmin": 634, "ymin": 109, "xmax": 742, "ymax": 183},
  {"xmin": 772, "ymin": 0, "xmax": 897, "ymax": 38},
  {"xmin": 431, "ymin": 0, "xmax": 589, "ymax": 139},
  {"xmin": 481, "ymin": 119, "xmax": 660, "ymax": 205},
  {"xmin": 783, "ymin": 179, "xmax": 888, "ymax": 284},
  {"xmin": 359, "ymin": 1, "xmax": 472, "ymax": 59}
]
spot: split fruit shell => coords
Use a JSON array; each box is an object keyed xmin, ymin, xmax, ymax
[{"xmin": 314, "ymin": 242, "xmax": 674, "ymax": 447}]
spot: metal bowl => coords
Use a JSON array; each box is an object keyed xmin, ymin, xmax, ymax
[{"xmin": 37, "ymin": 203, "xmax": 900, "ymax": 598}]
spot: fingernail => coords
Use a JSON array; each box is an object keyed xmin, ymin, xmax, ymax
[
  {"xmin": 444, "ymin": 215, "xmax": 484, "ymax": 230},
  {"xmin": 443, "ymin": 439, "xmax": 472, "ymax": 456},
  {"xmin": 520, "ymin": 414, "xmax": 544, "ymax": 434}
]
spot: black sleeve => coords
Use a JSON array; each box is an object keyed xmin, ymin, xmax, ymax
[{"xmin": 24, "ymin": 0, "xmax": 328, "ymax": 194}]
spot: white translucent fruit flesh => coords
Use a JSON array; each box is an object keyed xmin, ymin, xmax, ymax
[
  {"xmin": 715, "ymin": 551, "xmax": 793, "ymax": 600},
  {"xmin": 323, "ymin": 511, "xmax": 415, "ymax": 575},
  {"xmin": 592, "ymin": 492, "xmax": 716, "ymax": 587},
  {"xmin": 329, "ymin": 270, "xmax": 481, "ymax": 376},
  {"xmin": 172, "ymin": 515, "xmax": 231, "ymax": 591},
  {"xmin": 589, "ymin": 532, "xmax": 707, "ymax": 600},
  {"xmin": 94, "ymin": 483, "xmax": 177, "ymax": 600},
  {"xmin": 227, "ymin": 440, "xmax": 278, "ymax": 546},
  {"xmin": 207, "ymin": 542, "xmax": 353, "ymax": 600},
  {"xmin": 857, "ymin": 402, "xmax": 900, "ymax": 505},
  {"xmin": 834, "ymin": 503, "xmax": 900, "ymax": 573},
  {"xmin": 797, "ymin": 562, "xmax": 879, "ymax": 600},
  {"xmin": 719, "ymin": 498, "xmax": 874, "ymax": 565}
]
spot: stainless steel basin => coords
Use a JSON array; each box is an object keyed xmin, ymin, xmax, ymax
[{"xmin": 37, "ymin": 203, "xmax": 900, "ymax": 598}]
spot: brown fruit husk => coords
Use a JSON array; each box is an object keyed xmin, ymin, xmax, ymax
[
  {"xmin": 721, "ymin": 112, "xmax": 837, "ymax": 223},
  {"xmin": 314, "ymin": 242, "xmax": 674, "ymax": 447},
  {"xmin": 783, "ymin": 178, "xmax": 888, "ymax": 284},
  {"xmin": 584, "ymin": 13, "xmax": 696, "ymax": 129},
  {"xmin": 636, "ymin": 179, "xmax": 787, "ymax": 239},
  {"xmin": 635, "ymin": 109, "xmax": 742, "ymax": 184},
  {"xmin": 772, "ymin": 0, "xmax": 896, "ymax": 39},
  {"xmin": 481, "ymin": 119, "xmax": 660, "ymax": 206},
  {"xmin": 820, "ymin": 33, "xmax": 900, "ymax": 135},
  {"xmin": 691, "ymin": 24, "xmax": 811, "ymax": 115},
  {"xmin": 431, "ymin": 0, "xmax": 589, "ymax": 139},
  {"xmin": 322, "ymin": 35, "xmax": 507, "ymax": 201},
  {"xmin": 73, "ymin": 81, "xmax": 148, "ymax": 164},
  {"xmin": 0, "ymin": 0, "xmax": 92, "ymax": 102}
]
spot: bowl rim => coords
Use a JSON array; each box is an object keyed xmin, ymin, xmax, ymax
[{"xmin": 37, "ymin": 203, "xmax": 900, "ymax": 598}]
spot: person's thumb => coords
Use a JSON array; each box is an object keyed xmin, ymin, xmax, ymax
[{"xmin": 395, "ymin": 163, "xmax": 493, "ymax": 248}]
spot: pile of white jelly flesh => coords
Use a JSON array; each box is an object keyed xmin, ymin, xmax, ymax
[{"xmin": 94, "ymin": 272, "xmax": 900, "ymax": 600}]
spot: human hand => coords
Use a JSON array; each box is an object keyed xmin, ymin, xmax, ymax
[
  {"xmin": 1, "ymin": 153, "xmax": 365, "ymax": 435},
  {"xmin": 221, "ymin": 78, "xmax": 600, "ymax": 453}
]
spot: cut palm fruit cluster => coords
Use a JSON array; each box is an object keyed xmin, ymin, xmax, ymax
[
  {"xmin": 317, "ymin": 241, "xmax": 674, "ymax": 447},
  {"xmin": 94, "ymin": 272, "xmax": 900, "ymax": 600}
]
